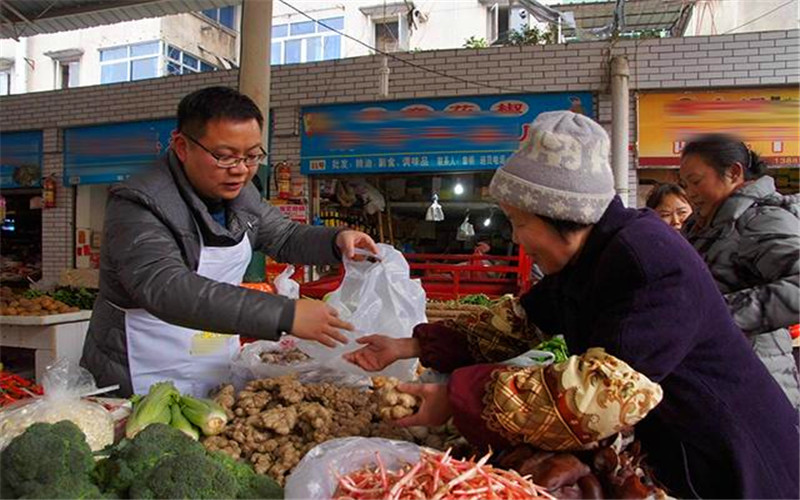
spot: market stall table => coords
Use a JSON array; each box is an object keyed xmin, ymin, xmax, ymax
[{"xmin": 0, "ymin": 310, "xmax": 91, "ymax": 382}]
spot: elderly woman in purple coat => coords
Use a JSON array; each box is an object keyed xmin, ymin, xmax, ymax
[{"xmin": 346, "ymin": 111, "xmax": 799, "ymax": 499}]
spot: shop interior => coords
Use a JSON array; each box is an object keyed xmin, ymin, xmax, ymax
[
  {"xmin": 315, "ymin": 171, "xmax": 513, "ymax": 256},
  {"xmin": 0, "ymin": 190, "xmax": 42, "ymax": 288}
]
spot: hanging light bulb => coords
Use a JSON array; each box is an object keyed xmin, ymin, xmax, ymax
[
  {"xmin": 483, "ymin": 207, "xmax": 494, "ymax": 227},
  {"xmin": 453, "ymin": 181, "xmax": 464, "ymax": 196}
]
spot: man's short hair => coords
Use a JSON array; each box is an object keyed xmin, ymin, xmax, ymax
[{"xmin": 177, "ymin": 86, "xmax": 264, "ymax": 138}]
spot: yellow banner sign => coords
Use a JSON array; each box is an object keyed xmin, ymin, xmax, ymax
[{"xmin": 638, "ymin": 88, "xmax": 799, "ymax": 168}]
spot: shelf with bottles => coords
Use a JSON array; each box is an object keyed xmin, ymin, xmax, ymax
[{"xmin": 317, "ymin": 205, "xmax": 380, "ymax": 240}]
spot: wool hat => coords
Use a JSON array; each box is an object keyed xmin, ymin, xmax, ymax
[{"xmin": 489, "ymin": 111, "xmax": 615, "ymax": 224}]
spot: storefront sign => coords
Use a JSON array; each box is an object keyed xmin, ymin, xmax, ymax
[
  {"xmin": 300, "ymin": 93, "xmax": 593, "ymax": 175},
  {"xmin": 275, "ymin": 203, "xmax": 308, "ymax": 223},
  {"xmin": 639, "ymin": 88, "xmax": 800, "ymax": 168},
  {"xmin": 0, "ymin": 130, "xmax": 43, "ymax": 189},
  {"xmin": 63, "ymin": 119, "xmax": 176, "ymax": 185}
]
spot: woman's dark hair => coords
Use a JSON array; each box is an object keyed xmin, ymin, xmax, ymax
[
  {"xmin": 681, "ymin": 133, "xmax": 767, "ymax": 181},
  {"xmin": 177, "ymin": 86, "xmax": 264, "ymax": 138},
  {"xmin": 538, "ymin": 215, "xmax": 592, "ymax": 238},
  {"xmin": 645, "ymin": 183, "xmax": 690, "ymax": 210}
]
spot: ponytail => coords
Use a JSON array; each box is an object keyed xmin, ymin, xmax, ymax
[{"xmin": 746, "ymin": 147, "xmax": 768, "ymax": 179}]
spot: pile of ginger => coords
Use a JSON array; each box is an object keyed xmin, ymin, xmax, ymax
[{"xmin": 204, "ymin": 375, "xmax": 464, "ymax": 485}]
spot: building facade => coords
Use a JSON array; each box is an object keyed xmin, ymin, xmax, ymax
[
  {"xmin": 0, "ymin": 7, "xmax": 238, "ymax": 96},
  {"xmin": 1, "ymin": 27, "xmax": 797, "ymax": 283}
]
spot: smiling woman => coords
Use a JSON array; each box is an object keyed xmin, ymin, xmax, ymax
[{"xmin": 682, "ymin": 133, "xmax": 800, "ymax": 407}]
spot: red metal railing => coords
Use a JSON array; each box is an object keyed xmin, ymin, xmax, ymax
[{"xmin": 298, "ymin": 249, "xmax": 533, "ymax": 301}]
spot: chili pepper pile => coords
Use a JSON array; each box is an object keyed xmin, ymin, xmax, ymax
[
  {"xmin": 0, "ymin": 371, "xmax": 43, "ymax": 407},
  {"xmin": 333, "ymin": 449, "xmax": 555, "ymax": 500}
]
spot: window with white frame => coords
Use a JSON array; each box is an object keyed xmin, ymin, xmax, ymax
[
  {"xmin": 202, "ymin": 6, "xmax": 236, "ymax": 30},
  {"xmin": 46, "ymin": 49, "xmax": 82, "ymax": 90},
  {"xmin": 0, "ymin": 70, "xmax": 10, "ymax": 96},
  {"xmin": 487, "ymin": 3, "xmax": 509, "ymax": 43},
  {"xmin": 57, "ymin": 61, "xmax": 80, "ymax": 89},
  {"xmin": 165, "ymin": 45, "xmax": 216, "ymax": 75},
  {"xmin": 271, "ymin": 16, "xmax": 343, "ymax": 65},
  {"xmin": 373, "ymin": 14, "xmax": 409, "ymax": 53},
  {"xmin": 100, "ymin": 41, "xmax": 160, "ymax": 84}
]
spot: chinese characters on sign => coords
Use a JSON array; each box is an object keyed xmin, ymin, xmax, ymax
[
  {"xmin": 639, "ymin": 88, "xmax": 799, "ymax": 168},
  {"xmin": 300, "ymin": 93, "xmax": 593, "ymax": 175},
  {"xmin": 63, "ymin": 119, "xmax": 176, "ymax": 185}
]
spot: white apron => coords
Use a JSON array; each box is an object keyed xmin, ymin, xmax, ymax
[{"xmin": 126, "ymin": 232, "xmax": 252, "ymax": 397}]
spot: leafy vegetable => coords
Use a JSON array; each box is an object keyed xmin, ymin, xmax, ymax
[
  {"xmin": 458, "ymin": 294, "xmax": 493, "ymax": 307},
  {"xmin": 179, "ymin": 395, "xmax": 229, "ymax": 436},
  {"xmin": 169, "ymin": 402, "xmax": 199, "ymax": 441},
  {"xmin": 125, "ymin": 382, "xmax": 179, "ymax": 439},
  {"xmin": 51, "ymin": 287, "xmax": 98, "ymax": 310},
  {"xmin": 0, "ymin": 421, "xmax": 101, "ymax": 499},
  {"xmin": 534, "ymin": 335, "xmax": 569, "ymax": 364}
]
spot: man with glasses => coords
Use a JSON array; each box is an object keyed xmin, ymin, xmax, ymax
[{"xmin": 81, "ymin": 86, "xmax": 379, "ymax": 398}]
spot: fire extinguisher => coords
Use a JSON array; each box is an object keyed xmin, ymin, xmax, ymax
[
  {"xmin": 274, "ymin": 162, "xmax": 292, "ymax": 200},
  {"xmin": 43, "ymin": 175, "xmax": 57, "ymax": 209}
]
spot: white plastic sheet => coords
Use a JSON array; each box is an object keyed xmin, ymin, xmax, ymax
[{"xmin": 285, "ymin": 437, "xmax": 422, "ymax": 500}]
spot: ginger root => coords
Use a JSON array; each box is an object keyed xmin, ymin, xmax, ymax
[{"xmin": 373, "ymin": 376, "xmax": 419, "ymax": 422}]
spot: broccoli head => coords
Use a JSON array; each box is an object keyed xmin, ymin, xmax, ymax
[
  {"xmin": 0, "ymin": 421, "xmax": 97, "ymax": 499},
  {"xmin": 209, "ymin": 452, "xmax": 283, "ymax": 499},
  {"xmin": 128, "ymin": 453, "xmax": 238, "ymax": 499},
  {"xmin": 237, "ymin": 474, "xmax": 284, "ymax": 500},
  {"xmin": 93, "ymin": 423, "xmax": 205, "ymax": 497},
  {"xmin": 17, "ymin": 478, "xmax": 104, "ymax": 499}
]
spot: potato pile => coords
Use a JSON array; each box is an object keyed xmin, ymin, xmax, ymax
[
  {"xmin": 204, "ymin": 375, "xmax": 466, "ymax": 486},
  {"xmin": 0, "ymin": 288, "xmax": 79, "ymax": 316}
]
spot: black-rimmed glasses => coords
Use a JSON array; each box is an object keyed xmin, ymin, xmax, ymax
[{"xmin": 184, "ymin": 133, "xmax": 267, "ymax": 169}]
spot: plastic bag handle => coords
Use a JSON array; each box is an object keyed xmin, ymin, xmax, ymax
[{"xmin": 349, "ymin": 247, "xmax": 381, "ymax": 263}]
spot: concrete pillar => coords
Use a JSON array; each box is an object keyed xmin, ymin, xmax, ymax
[
  {"xmin": 238, "ymin": 0, "xmax": 273, "ymax": 282},
  {"xmin": 238, "ymin": 0, "xmax": 272, "ymax": 119},
  {"xmin": 610, "ymin": 56, "xmax": 630, "ymax": 206}
]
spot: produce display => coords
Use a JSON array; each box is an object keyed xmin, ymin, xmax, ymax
[
  {"xmin": 0, "ymin": 259, "xmax": 40, "ymax": 284},
  {"xmin": 496, "ymin": 438, "xmax": 667, "ymax": 499},
  {"xmin": 259, "ymin": 347, "xmax": 311, "ymax": 365},
  {"xmin": 203, "ymin": 376, "xmax": 466, "ymax": 485},
  {"xmin": 456, "ymin": 294, "xmax": 495, "ymax": 307},
  {"xmin": 0, "ymin": 371, "xmax": 42, "ymax": 407},
  {"xmin": 0, "ymin": 287, "xmax": 79, "ymax": 316},
  {"xmin": 373, "ymin": 376, "xmax": 419, "ymax": 421},
  {"xmin": 333, "ymin": 449, "xmax": 555, "ymax": 500},
  {"xmin": 49, "ymin": 286, "xmax": 98, "ymax": 310},
  {"xmin": 0, "ymin": 391, "xmax": 114, "ymax": 452},
  {"xmin": 126, "ymin": 381, "xmax": 229, "ymax": 440},
  {"xmin": 533, "ymin": 336, "xmax": 570, "ymax": 364},
  {"xmin": 0, "ymin": 421, "xmax": 103, "ymax": 499},
  {"xmin": 0, "ymin": 420, "xmax": 283, "ymax": 499}
]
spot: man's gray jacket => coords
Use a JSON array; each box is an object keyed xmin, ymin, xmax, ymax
[{"xmin": 80, "ymin": 151, "xmax": 341, "ymax": 396}]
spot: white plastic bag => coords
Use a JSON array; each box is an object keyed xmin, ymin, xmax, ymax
[
  {"xmin": 502, "ymin": 349, "xmax": 556, "ymax": 367},
  {"xmin": 0, "ymin": 359, "xmax": 114, "ymax": 451},
  {"xmin": 285, "ymin": 437, "xmax": 422, "ymax": 500},
  {"xmin": 230, "ymin": 338, "xmax": 368, "ymax": 388},
  {"xmin": 425, "ymin": 194, "xmax": 444, "ymax": 221},
  {"xmin": 298, "ymin": 243, "xmax": 427, "ymax": 381},
  {"xmin": 456, "ymin": 214, "xmax": 475, "ymax": 241},
  {"xmin": 274, "ymin": 265, "xmax": 300, "ymax": 299}
]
